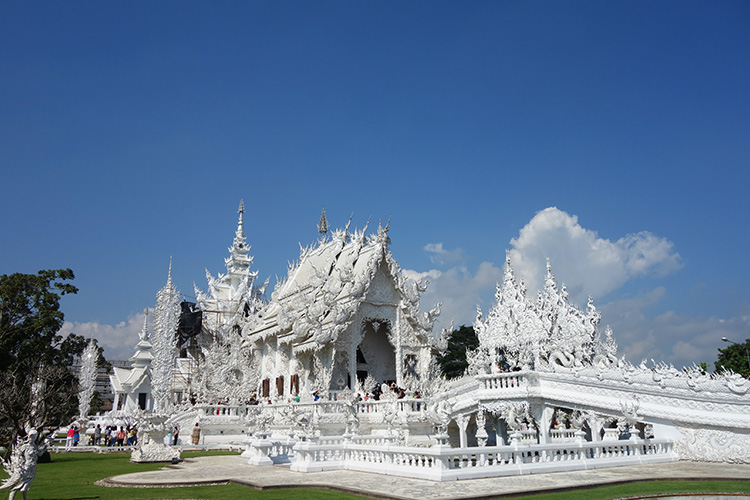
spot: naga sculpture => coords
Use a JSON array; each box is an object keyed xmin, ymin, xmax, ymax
[{"xmin": 1, "ymin": 430, "xmax": 46, "ymax": 500}]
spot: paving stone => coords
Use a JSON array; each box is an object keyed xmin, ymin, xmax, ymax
[{"xmin": 103, "ymin": 456, "xmax": 750, "ymax": 500}]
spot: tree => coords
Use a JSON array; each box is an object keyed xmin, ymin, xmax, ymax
[
  {"xmin": 436, "ymin": 325, "xmax": 478, "ymax": 379},
  {"xmin": 0, "ymin": 269, "xmax": 89, "ymax": 447},
  {"xmin": 715, "ymin": 338, "xmax": 750, "ymax": 377}
]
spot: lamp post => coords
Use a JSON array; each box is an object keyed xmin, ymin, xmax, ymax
[{"xmin": 721, "ymin": 336, "xmax": 750, "ymax": 375}]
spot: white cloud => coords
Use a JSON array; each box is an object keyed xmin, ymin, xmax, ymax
[
  {"xmin": 402, "ymin": 269, "xmax": 442, "ymax": 283},
  {"xmin": 58, "ymin": 311, "xmax": 146, "ymax": 361},
  {"xmin": 601, "ymin": 289, "xmax": 748, "ymax": 369},
  {"xmin": 405, "ymin": 262, "xmax": 503, "ymax": 333},
  {"xmin": 509, "ymin": 207, "xmax": 682, "ymax": 304},
  {"xmin": 424, "ymin": 243, "xmax": 465, "ymax": 266}
]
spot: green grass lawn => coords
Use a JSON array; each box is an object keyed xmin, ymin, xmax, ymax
[
  {"xmin": 9, "ymin": 451, "xmax": 365, "ymax": 500},
  {"xmin": 4, "ymin": 451, "xmax": 749, "ymax": 500},
  {"xmin": 503, "ymin": 479, "xmax": 750, "ymax": 500}
]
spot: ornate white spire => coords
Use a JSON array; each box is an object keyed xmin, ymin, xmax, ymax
[
  {"xmin": 167, "ymin": 256, "xmax": 173, "ymax": 287},
  {"xmin": 131, "ymin": 308, "xmax": 153, "ymax": 368},
  {"xmin": 138, "ymin": 307, "xmax": 149, "ymax": 341},
  {"xmin": 318, "ymin": 208, "xmax": 329, "ymax": 241},
  {"xmin": 152, "ymin": 262, "xmax": 180, "ymax": 413},
  {"xmin": 233, "ymin": 200, "xmax": 247, "ymax": 252},
  {"xmin": 226, "ymin": 200, "xmax": 253, "ymax": 275}
]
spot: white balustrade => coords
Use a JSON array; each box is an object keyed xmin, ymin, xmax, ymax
[
  {"xmin": 550, "ymin": 428, "xmax": 579, "ymax": 442},
  {"xmin": 478, "ymin": 373, "xmax": 527, "ymax": 390},
  {"xmin": 602, "ymin": 428, "xmax": 620, "ymax": 441},
  {"xmin": 288, "ymin": 437, "xmax": 675, "ymax": 480}
]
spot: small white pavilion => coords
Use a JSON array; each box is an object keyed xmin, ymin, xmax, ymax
[{"xmin": 109, "ymin": 312, "xmax": 154, "ymax": 411}]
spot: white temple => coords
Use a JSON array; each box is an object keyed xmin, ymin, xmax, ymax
[
  {"xmin": 109, "ymin": 312, "xmax": 154, "ymax": 412},
  {"xmin": 110, "ymin": 203, "xmax": 750, "ymax": 478}
]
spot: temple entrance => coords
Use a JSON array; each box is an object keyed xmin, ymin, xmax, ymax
[{"xmin": 357, "ymin": 318, "xmax": 396, "ymax": 387}]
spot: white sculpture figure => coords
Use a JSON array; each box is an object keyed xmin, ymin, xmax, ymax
[
  {"xmin": 475, "ymin": 410, "xmax": 488, "ymax": 447},
  {"xmin": 151, "ymin": 259, "xmax": 180, "ymax": 413},
  {"xmin": 427, "ymin": 399, "xmax": 453, "ymax": 437},
  {"xmin": 77, "ymin": 340, "xmax": 98, "ymax": 419},
  {"xmin": 1, "ymin": 429, "xmax": 46, "ymax": 500},
  {"xmin": 130, "ymin": 416, "xmax": 180, "ymax": 463}
]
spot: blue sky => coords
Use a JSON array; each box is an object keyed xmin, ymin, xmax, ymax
[{"xmin": 1, "ymin": 1, "xmax": 748, "ymax": 367}]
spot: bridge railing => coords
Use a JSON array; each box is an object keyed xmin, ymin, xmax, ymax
[
  {"xmin": 476, "ymin": 372, "xmax": 529, "ymax": 390},
  {"xmin": 290, "ymin": 437, "xmax": 676, "ymax": 480},
  {"xmin": 193, "ymin": 397, "xmax": 429, "ymax": 421}
]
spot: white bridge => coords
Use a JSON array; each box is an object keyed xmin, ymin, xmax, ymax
[{"xmin": 170, "ymin": 366, "xmax": 749, "ymax": 481}]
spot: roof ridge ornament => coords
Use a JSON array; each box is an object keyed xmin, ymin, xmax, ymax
[
  {"xmin": 232, "ymin": 200, "xmax": 247, "ymax": 252},
  {"xmin": 318, "ymin": 208, "xmax": 329, "ymax": 242},
  {"xmin": 138, "ymin": 307, "xmax": 149, "ymax": 341},
  {"xmin": 377, "ymin": 216, "xmax": 392, "ymax": 245},
  {"xmin": 344, "ymin": 212, "xmax": 353, "ymax": 238},
  {"xmin": 167, "ymin": 256, "xmax": 173, "ymax": 287}
]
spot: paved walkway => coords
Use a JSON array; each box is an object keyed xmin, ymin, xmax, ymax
[{"xmin": 103, "ymin": 456, "xmax": 750, "ymax": 500}]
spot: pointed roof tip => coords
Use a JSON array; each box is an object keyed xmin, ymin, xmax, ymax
[
  {"xmin": 377, "ymin": 216, "xmax": 392, "ymax": 238},
  {"xmin": 139, "ymin": 307, "xmax": 149, "ymax": 341},
  {"xmin": 236, "ymin": 200, "xmax": 245, "ymax": 232},
  {"xmin": 168, "ymin": 256, "xmax": 173, "ymax": 285},
  {"xmin": 317, "ymin": 207, "xmax": 329, "ymax": 236}
]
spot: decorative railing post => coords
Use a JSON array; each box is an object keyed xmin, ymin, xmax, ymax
[
  {"xmin": 574, "ymin": 428, "xmax": 586, "ymax": 445},
  {"xmin": 245, "ymin": 431, "xmax": 274, "ymax": 466}
]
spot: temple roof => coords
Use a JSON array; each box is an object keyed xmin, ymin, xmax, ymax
[{"xmin": 243, "ymin": 218, "xmax": 439, "ymax": 351}]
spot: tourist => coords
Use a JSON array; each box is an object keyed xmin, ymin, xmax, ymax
[
  {"xmin": 65, "ymin": 426, "xmax": 75, "ymax": 451},
  {"xmin": 94, "ymin": 424, "xmax": 101, "ymax": 446},
  {"xmin": 172, "ymin": 426, "xmax": 180, "ymax": 445},
  {"xmin": 73, "ymin": 427, "xmax": 80, "ymax": 447},
  {"xmin": 191, "ymin": 423, "xmax": 201, "ymax": 445},
  {"xmin": 116, "ymin": 427, "xmax": 126, "ymax": 446}
]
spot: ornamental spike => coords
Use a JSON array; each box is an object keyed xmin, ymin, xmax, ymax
[
  {"xmin": 237, "ymin": 200, "xmax": 245, "ymax": 239},
  {"xmin": 318, "ymin": 208, "xmax": 329, "ymax": 238},
  {"xmin": 139, "ymin": 307, "xmax": 149, "ymax": 341}
]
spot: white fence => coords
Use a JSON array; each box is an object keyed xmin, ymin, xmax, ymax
[{"xmin": 287, "ymin": 437, "xmax": 676, "ymax": 481}]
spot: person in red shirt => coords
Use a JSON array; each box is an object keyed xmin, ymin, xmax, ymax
[{"xmin": 65, "ymin": 426, "xmax": 75, "ymax": 451}]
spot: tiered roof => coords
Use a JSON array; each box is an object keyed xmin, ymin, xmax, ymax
[{"xmin": 244, "ymin": 215, "xmax": 440, "ymax": 353}]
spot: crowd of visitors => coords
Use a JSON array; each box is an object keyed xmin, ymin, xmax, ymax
[
  {"xmin": 63, "ymin": 424, "xmax": 139, "ymax": 450},
  {"xmin": 366, "ymin": 381, "xmax": 422, "ymax": 401}
]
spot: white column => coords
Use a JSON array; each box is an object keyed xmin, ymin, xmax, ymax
[
  {"xmin": 457, "ymin": 414, "xmax": 469, "ymax": 448},
  {"xmin": 495, "ymin": 416, "xmax": 506, "ymax": 446},
  {"xmin": 349, "ymin": 342, "xmax": 356, "ymax": 390}
]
